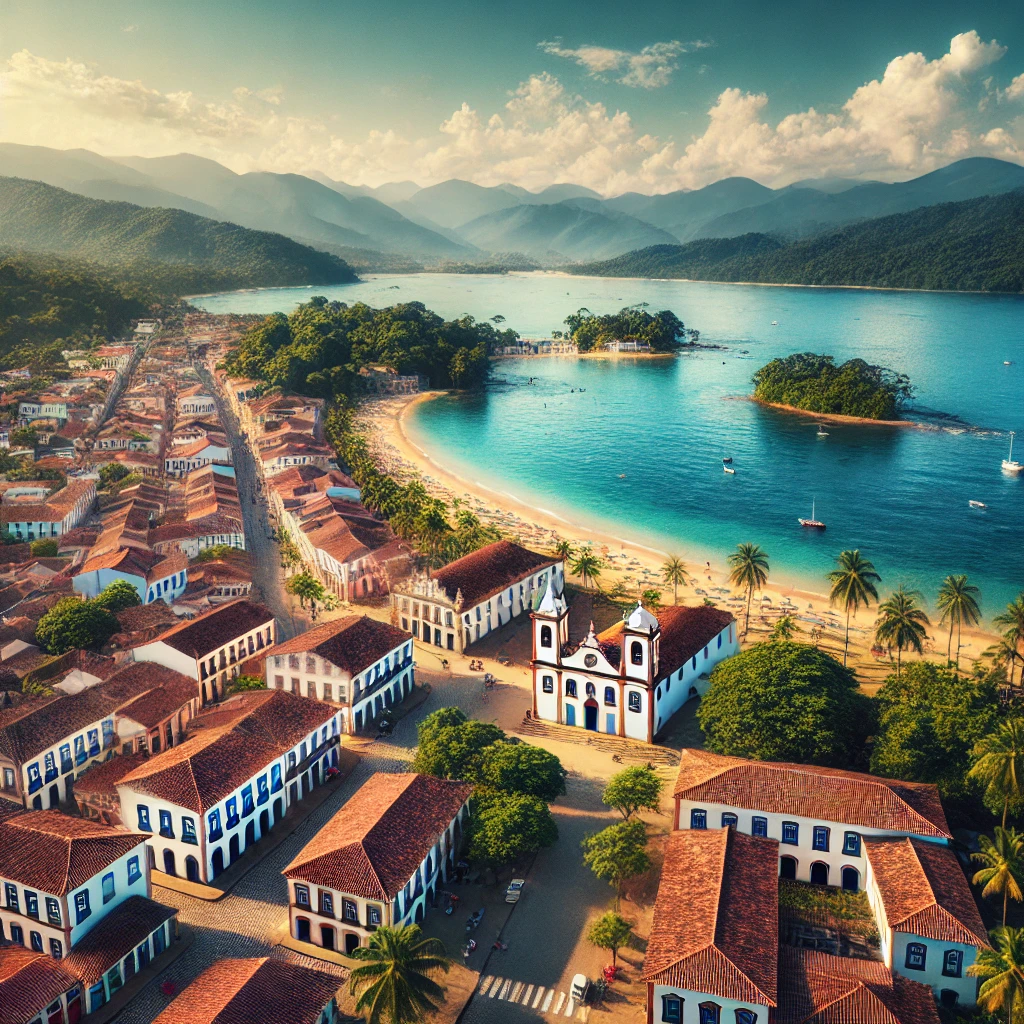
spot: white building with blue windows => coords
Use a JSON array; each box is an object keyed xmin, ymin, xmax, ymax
[
  {"xmin": 115, "ymin": 688, "xmax": 341, "ymax": 884},
  {"xmin": 72, "ymin": 548, "xmax": 188, "ymax": 606}
]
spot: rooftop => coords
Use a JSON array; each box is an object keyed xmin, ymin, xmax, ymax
[
  {"xmin": 265, "ymin": 616, "xmax": 411, "ymax": 677},
  {"xmin": 0, "ymin": 947, "xmax": 79, "ymax": 1024},
  {"xmin": 142, "ymin": 600, "xmax": 274, "ymax": 659},
  {"xmin": 431, "ymin": 540, "xmax": 558, "ymax": 609}
]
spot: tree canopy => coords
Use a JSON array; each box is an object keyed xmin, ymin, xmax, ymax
[
  {"xmin": 581, "ymin": 818, "xmax": 651, "ymax": 901},
  {"xmin": 468, "ymin": 790, "xmax": 558, "ymax": 872},
  {"xmin": 696, "ymin": 640, "xmax": 872, "ymax": 767},
  {"xmin": 478, "ymin": 741, "xmax": 567, "ymax": 802},
  {"xmin": 563, "ymin": 305, "xmax": 686, "ymax": 353},
  {"xmin": 35, "ymin": 596, "xmax": 120, "ymax": 655},
  {"xmin": 602, "ymin": 765, "xmax": 664, "ymax": 819},
  {"xmin": 94, "ymin": 579, "xmax": 142, "ymax": 613}
]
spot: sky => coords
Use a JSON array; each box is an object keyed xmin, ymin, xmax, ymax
[{"xmin": 1, "ymin": 0, "xmax": 1024, "ymax": 194}]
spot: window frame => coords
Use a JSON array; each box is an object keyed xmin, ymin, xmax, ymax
[
  {"xmin": 905, "ymin": 942, "xmax": 927, "ymax": 971},
  {"xmin": 842, "ymin": 831, "xmax": 861, "ymax": 856},
  {"xmin": 721, "ymin": 813, "xmax": 738, "ymax": 828},
  {"xmin": 127, "ymin": 857, "xmax": 141, "ymax": 885},
  {"xmin": 751, "ymin": 816, "xmax": 768, "ymax": 837},
  {"xmin": 627, "ymin": 691, "xmax": 641, "ymax": 713},
  {"xmin": 74, "ymin": 889, "xmax": 91, "ymax": 925},
  {"xmin": 781, "ymin": 821, "xmax": 799, "ymax": 845},
  {"xmin": 661, "ymin": 995, "xmax": 682, "ymax": 1024},
  {"xmin": 942, "ymin": 948, "xmax": 963, "ymax": 978},
  {"xmin": 542, "ymin": 675, "xmax": 554, "ymax": 694},
  {"xmin": 812, "ymin": 826, "xmax": 830, "ymax": 852},
  {"xmin": 101, "ymin": 872, "xmax": 115, "ymax": 904},
  {"xmin": 691, "ymin": 809, "xmax": 708, "ymax": 830}
]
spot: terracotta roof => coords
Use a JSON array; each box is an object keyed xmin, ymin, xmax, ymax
[
  {"xmin": 143, "ymin": 600, "xmax": 274, "ymax": 658},
  {"xmin": 153, "ymin": 957, "xmax": 343, "ymax": 1024},
  {"xmin": 642, "ymin": 828, "xmax": 778, "ymax": 1006},
  {"xmin": 283, "ymin": 773, "xmax": 472, "ymax": 900},
  {"xmin": 62, "ymin": 896, "xmax": 176, "ymax": 985},
  {"xmin": 864, "ymin": 837, "xmax": 988, "ymax": 946},
  {"xmin": 103, "ymin": 663, "xmax": 197, "ymax": 728},
  {"xmin": 674, "ymin": 749, "xmax": 951, "ymax": 839},
  {"xmin": 0, "ymin": 811, "xmax": 145, "ymax": 895},
  {"xmin": 777, "ymin": 948, "xmax": 941, "ymax": 1024},
  {"xmin": 73, "ymin": 750, "xmax": 151, "ymax": 797},
  {"xmin": 431, "ymin": 541, "xmax": 558, "ymax": 609},
  {"xmin": 0, "ymin": 689, "xmax": 117, "ymax": 765},
  {"xmin": 76, "ymin": 546, "xmax": 163, "ymax": 579},
  {"xmin": 264, "ymin": 616, "xmax": 410, "ymax": 677},
  {"xmin": 0, "ymin": 947, "xmax": 79, "ymax": 1024}
]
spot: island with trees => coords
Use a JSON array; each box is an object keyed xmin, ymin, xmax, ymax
[
  {"xmin": 751, "ymin": 352, "xmax": 915, "ymax": 421},
  {"xmin": 561, "ymin": 305, "xmax": 690, "ymax": 353}
]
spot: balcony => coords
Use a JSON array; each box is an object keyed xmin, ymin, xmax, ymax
[{"xmin": 353, "ymin": 657, "xmax": 413, "ymax": 704}]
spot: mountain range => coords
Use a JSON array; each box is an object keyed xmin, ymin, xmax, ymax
[{"xmin": 1, "ymin": 143, "xmax": 1024, "ymax": 269}]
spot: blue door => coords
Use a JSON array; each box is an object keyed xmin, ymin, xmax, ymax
[
  {"xmin": 584, "ymin": 701, "xmax": 598, "ymax": 731},
  {"xmin": 606, "ymin": 714, "xmax": 616, "ymax": 734},
  {"xmin": 565, "ymin": 704, "xmax": 576, "ymax": 727}
]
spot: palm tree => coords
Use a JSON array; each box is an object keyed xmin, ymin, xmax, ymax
[
  {"xmin": 727, "ymin": 543, "xmax": 769, "ymax": 637},
  {"xmin": 771, "ymin": 615, "xmax": 799, "ymax": 641},
  {"xmin": 349, "ymin": 924, "xmax": 452, "ymax": 1024},
  {"xmin": 570, "ymin": 549, "xmax": 603, "ymax": 590},
  {"xmin": 969, "ymin": 926, "xmax": 1024, "ymax": 1024},
  {"xmin": 973, "ymin": 828, "xmax": 1024, "ymax": 927},
  {"xmin": 414, "ymin": 502, "xmax": 452, "ymax": 565},
  {"xmin": 970, "ymin": 719, "xmax": 1024, "ymax": 826},
  {"xmin": 827, "ymin": 550, "xmax": 881, "ymax": 667},
  {"xmin": 874, "ymin": 585, "xmax": 930, "ymax": 678},
  {"xmin": 937, "ymin": 574, "xmax": 982, "ymax": 669},
  {"xmin": 552, "ymin": 538, "xmax": 575, "ymax": 561},
  {"xmin": 996, "ymin": 594, "xmax": 1024, "ymax": 686},
  {"xmin": 988, "ymin": 635, "xmax": 1024, "ymax": 688},
  {"xmin": 661, "ymin": 555, "xmax": 686, "ymax": 605}
]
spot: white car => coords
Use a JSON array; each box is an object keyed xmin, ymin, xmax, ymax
[
  {"xmin": 505, "ymin": 878, "xmax": 525, "ymax": 903},
  {"xmin": 570, "ymin": 974, "xmax": 589, "ymax": 1003}
]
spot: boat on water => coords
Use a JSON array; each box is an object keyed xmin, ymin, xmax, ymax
[
  {"xmin": 1005, "ymin": 361, "xmax": 1014, "ymax": 366},
  {"xmin": 722, "ymin": 457, "xmax": 733, "ymax": 464},
  {"xmin": 816, "ymin": 425, "xmax": 829, "ymax": 438},
  {"xmin": 1002, "ymin": 431, "xmax": 1023, "ymax": 474},
  {"xmin": 771, "ymin": 321, "xmax": 779, "ymax": 326},
  {"xmin": 969, "ymin": 500, "xmax": 987, "ymax": 509},
  {"xmin": 798, "ymin": 499, "xmax": 826, "ymax": 529},
  {"xmin": 724, "ymin": 466, "xmax": 736, "ymax": 475}
]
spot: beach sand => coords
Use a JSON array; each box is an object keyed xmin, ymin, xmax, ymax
[{"xmin": 357, "ymin": 392, "xmax": 1000, "ymax": 689}]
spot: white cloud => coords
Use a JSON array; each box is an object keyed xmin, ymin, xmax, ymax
[
  {"xmin": 538, "ymin": 38, "xmax": 697, "ymax": 89},
  {"xmin": 0, "ymin": 32, "xmax": 1022, "ymax": 194}
]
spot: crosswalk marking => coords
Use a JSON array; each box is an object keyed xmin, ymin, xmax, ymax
[
  {"xmin": 487, "ymin": 977, "xmax": 502, "ymax": 998},
  {"xmin": 553, "ymin": 992, "xmax": 566, "ymax": 1015},
  {"xmin": 498, "ymin": 979, "xmax": 513, "ymax": 1001},
  {"xmin": 474, "ymin": 975, "xmax": 582, "ymax": 1016},
  {"xmin": 511, "ymin": 982, "xmax": 524, "ymax": 1003},
  {"xmin": 532, "ymin": 987, "xmax": 545, "ymax": 1009},
  {"xmin": 522, "ymin": 984, "xmax": 535, "ymax": 1006},
  {"xmin": 479, "ymin": 976, "xmax": 494, "ymax": 994},
  {"xmin": 565, "ymin": 998, "xmax": 576, "ymax": 1017},
  {"xmin": 542, "ymin": 990, "xmax": 554, "ymax": 1012}
]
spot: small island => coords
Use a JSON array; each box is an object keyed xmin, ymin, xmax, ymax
[
  {"xmin": 752, "ymin": 352, "xmax": 914, "ymax": 421},
  {"xmin": 561, "ymin": 305, "xmax": 693, "ymax": 353}
]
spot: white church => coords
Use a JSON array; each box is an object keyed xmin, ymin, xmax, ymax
[{"xmin": 530, "ymin": 579, "xmax": 738, "ymax": 743}]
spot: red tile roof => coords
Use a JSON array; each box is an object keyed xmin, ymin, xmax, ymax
[
  {"xmin": 143, "ymin": 599, "xmax": 274, "ymax": 659},
  {"xmin": 264, "ymin": 616, "xmax": 410, "ymax": 677},
  {"xmin": 864, "ymin": 837, "xmax": 988, "ymax": 946},
  {"xmin": 0, "ymin": 811, "xmax": 145, "ymax": 894},
  {"xmin": 674, "ymin": 749, "xmax": 951, "ymax": 839},
  {"xmin": 73, "ymin": 750, "xmax": 151, "ymax": 797},
  {"xmin": 777, "ymin": 948, "xmax": 941, "ymax": 1024},
  {"xmin": 0, "ymin": 947, "xmax": 79, "ymax": 1024},
  {"xmin": 152, "ymin": 957, "xmax": 344, "ymax": 1024},
  {"xmin": 283, "ymin": 772, "xmax": 472, "ymax": 901},
  {"xmin": 642, "ymin": 828, "xmax": 779, "ymax": 1006},
  {"xmin": 431, "ymin": 541, "xmax": 557, "ymax": 609}
]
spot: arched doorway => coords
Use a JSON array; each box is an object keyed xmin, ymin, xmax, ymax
[
  {"xmin": 331, "ymin": 748, "xmax": 338, "ymax": 767},
  {"xmin": 32, "ymin": 795, "xmax": 42, "ymax": 810},
  {"xmin": 274, "ymin": 797, "xmax": 284, "ymax": 823},
  {"xmin": 49, "ymin": 784, "xmax": 60, "ymax": 808},
  {"xmin": 842, "ymin": 867, "xmax": 860, "ymax": 892},
  {"xmin": 584, "ymin": 699, "xmax": 598, "ymax": 731},
  {"xmin": 310, "ymin": 763, "xmax": 320, "ymax": 788},
  {"xmin": 320, "ymin": 925, "xmax": 336, "ymax": 950},
  {"xmin": 810, "ymin": 862, "xmax": 829, "ymax": 885},
  {"xmin": 185, "ymin": 856, "xmax": 200, "ymax": 883},
  {"xmin": 229, "ymin": 834, "xmax": 240, "ymax": 863},
  {"xmin": 296, "ymin": 917, "xmax": 310, "ymax": 942},
  {"xmin": 244, "ymin": 821, "xmax": 255, "ymax": 850},
  {"xmin": 414, "ymin": 903, "xmax": 424, "ymax": 923},
  {"xmin": 259, "ymin": 810, "xmax": 270, "ymax": 836},
  {"xmin": 345, "ymin": 932, "xmax": 360, "ymax": 955},
  {"xmin": 163, "ymin": 850, "xmax": 176, "ymax": 876},
  {"xmin": 211, "ymin": 848, "xmax": 224, "ymax": 878},
  {"xmin": 565, "ymin": 704, "xmax": 576, "ymax": 727},
  {"xmin": 780, "ymin": 856, "xmax": 797, "ymax": 880}
]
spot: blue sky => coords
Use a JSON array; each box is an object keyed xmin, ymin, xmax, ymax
[{"xmin": 2, "ymin": 0, "xmax": 1023, "ymax": 192}]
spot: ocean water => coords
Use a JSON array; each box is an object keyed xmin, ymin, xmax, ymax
[{"xmin": 195, "ymin": 274, "xmax": 1024, "ymax": 616}]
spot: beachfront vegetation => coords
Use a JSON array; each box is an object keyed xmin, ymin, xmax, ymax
[
  {"xmin": 938, "ymin": 574, "xmax": 983, "ymax": 668},
  {"xmin": 727, "ymin": 542, "xmax": 769, "ymax": 636},
  {"xmin": 971, "ymin": 719, "xmax": 1024, "ymax": 826},
  {"xmin": 752, "ymin": 353, "xmax": 914, "ymax": 420},
  {"xmin": 874, "ymin": 585, "xmax": 930, "ymax": 678},
  {"xmin": 969, "ymin": 926, "xmax": 1024, "ymax": 1022},
  {"xmin": 697, "ymin": 640, "xmax": 871, "ymax": 767},
  {"xmin": 661, "ymin": 555, "xmax": 687, "ymax": 604},
  {"xmin": 994, "ymin": 595, "xmax": 1024, "ymax": 686},
  {"xmin": 972, "ymin": 827, "xmax": 1024, "ymax": 927},
  {"xmin": 563, "ymin": 305, "xmax": 688, "ymax": 352},
  {"xmin": 569, "ymin": 548, "xmax": 603, "ymax": 589},
  {"xmin": 827, "ymin": 549, "xmax": 882, "ymax": 666}
]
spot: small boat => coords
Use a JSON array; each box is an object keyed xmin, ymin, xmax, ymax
[
  {"xmin": 617, "ymin": 473, "xmax": 627, "ymax": 479},
  {"xmin": 722, "ymin": 457, "xmax": 733, "ymax": 464},
  {"xmin": 771, "ymin": 320, "xmax": 779, "ymax": 326},
  {"xmin": 798, "ymin": 499, "xmax": 826, "ymax": 530},
  {"xmin": 1005, "ymin": 361, "xmax": 1014, "ymax": 366},
  {"xmin": 969, "ymin": 500, "xmax": 987, "ymax": 509},
  {"xmin": 724, "ymin": 466, "xmax": 736, "ymax": 475},
  {"xmin": 816, "ymin": 424, "xmax": 829, "ymax": 438},
  {"xmin": 1003, "ymin": 431, "xmax": 1023, "ymax": 474}
]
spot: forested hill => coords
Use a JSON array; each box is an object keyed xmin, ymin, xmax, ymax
[
  {"xmin": 570, "ymin": 189, "xmax": 1024, "ymax": 292},
  {"xmin": 0, "ymin": 176, "xmax": 357, "ymax": 291}
]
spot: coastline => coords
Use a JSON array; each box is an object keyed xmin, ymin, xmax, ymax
[
  {"xmin": 357, "ymin": 391, "xmax": 1000, "ymax": 688},
  {"xmin": 748, "ymin": 399, "xmax": 919, "ymax": 429}
]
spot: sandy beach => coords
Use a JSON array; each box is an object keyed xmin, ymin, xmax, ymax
[{"xmin": 357, "ymin": 391, "xmax": 1001, "ymax": 689}]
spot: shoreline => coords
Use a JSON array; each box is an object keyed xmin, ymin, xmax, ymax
[
  {"xmin": 749, "ymin": 399, "xmax": 918, "ymax": 429},
  {"xmin": 357, "ymin": 391, "xmax": 1001, "ymax": 687}
]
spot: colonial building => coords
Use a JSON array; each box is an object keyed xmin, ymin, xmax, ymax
[
  {"xmin": 532, "ymin": 589, "xmax": 737, "ymax": 743},
  {"xmin": 72, "ymin": 548, "xmax": 188, "ymax": 606},
  {"xmin": 262, "ymin": 616, "xmax": 414, "ymax": 733},
  {"xmin": 0, "ymin": 481, "xmax": 96, "ymax": 542},
  {"xmin": 152, "ymin": 957, "xmax": 345, "ymax": 1024},
  {"xmin": 283, "ymin": 773, "xmax": 472, "ymax": 954},
  {"xmin": 116, "ymin": 689, "xmax": 342, "ymax": 883},
  {"xmin": 163, "ymin": 437, "xmax": 232, "ymax": 477},
  {"xmin": 131, "ymin": 600, "xmax": 276, "ymax": 704},
  {"xmin": 393, "ymin": 540, "xmax": 561, "ymax": 653},
  {"xmin": 0, "ymin": 946, "xmax": 82, "ymax": 1024}
]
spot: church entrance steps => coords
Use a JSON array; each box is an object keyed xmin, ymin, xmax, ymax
[{"xmin": 517, "ymin": 715, "xmax": 680, "ymax": 766}]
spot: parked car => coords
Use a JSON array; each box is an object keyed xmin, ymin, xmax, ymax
[
  {"xmin": 571, "ymin": 975, "xmax": 589, "ymax": 1003},
  {"xmin": 505, "ymin": 878, "xmax": 525, "ymax": 903}
]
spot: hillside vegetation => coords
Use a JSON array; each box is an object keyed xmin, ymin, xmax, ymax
[
  {"xmin": 0, "ymin": 176, "xmax": 357, "ymax": 291},
  {"xmin": 571, "ymin": 189, "xmax": 1024, "ymax": 292}
]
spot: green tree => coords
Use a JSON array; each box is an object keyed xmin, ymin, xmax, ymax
[
  {"xmin": 468, "ymin": 791, "xmax": 558, "ymax": 876},
  {"xmin": 969, "ymin": 926, "xmax": 1024, "ymax": 1024},
  {"xmin": 771, "ymin": 615, "xmax": 799, "ymax": 641},
  {"xmin": 98, "ymin": 462, "xmax": 130, "ymax": 488},
  {"xmin": 570, "ymin": 549, "xmax": 602, "ymax": 590},
  {"xmin": 971, "ymin": 720, "xmax": 1024, "ymax": 827},
  {"xmin": 232, "ymin": 674, "xmax": 266, "ymax": 692},
  {"xmin": 827, "ymin": 549, "xmax": 881, "ymax": 666},
  {"xmin": 587, "ymin": 911, "xmax": 633, "ymax": 968},
  {"xmin": 602, "ymin": 765, "xmax": 664, "ymax": 819},
  {"xmin": 29, "ymin": 539, "xmax": 59, "ymax": 557},
  {"xmin": 987, "ymin": 636, "xmax": 1023, "ymax": 688},
  {"xmin": 581, "ymin": 819, "xmax": 650, "ymax": 907},
  {"xmin": 870, "ymin": 661, "xmax": 1000, "ymax": 804},
  {"xmin": 286, "ymin": 571, "xmax": 327, "ymax": 620},
  {"xmin": 412, "ymin": 712, "xmax": 506, "ymax": 781},
  {"xmin": 35, "ymin": 597, "xmax": 120, "ymax": 654},
  {"xmin": 973, "ymin": 828, "xmax": 1024, "ymax": 927},
  {"xmin": 348, "ymin": 924, "xmax": 452, "ymax": 1024},
  {"xmin": 937, "ymin": 574, "xmax": 982, "ymax": 669},
  {"xmin": 478, "ymin": 741, "xmax": 567, "ymax": 802},
  {"xmin": 697, "ymin": 641, "xmax": 871, "ymax": 767},
  {"xmin": 197, "ymin": 544, "xmax": 238, "ymax": 562},
  {"xmin": 727, "ymin": 542, "xmax": 769, "ymax": 636},
  {"xmin": 995, "ymin": 595, "xmax": 1024, "ymax": 685},
  {"xmin": 552, "ymin": 539, "xmax": 574, "ymax": 561},
  {"xmin": 874, "ymin": 586, "xmax": 930, "ymax": 678},
  {"xmin": 641, "ymin": 589, "xmax": 662, "ymax": 612},
  {"xmin": 94, "ymin": 579, "xmax": 142, "ymax": 613},
  {"xmin": 10, "ymin": 426, "xmax": 38, "ymax": 448},
  {"xmin": 661, "ymin": 556, "xmax": 686, "ymax": 605}
]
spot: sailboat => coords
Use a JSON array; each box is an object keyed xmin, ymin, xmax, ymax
[
  {"xmin": 816, "ymin": 424, "xmax": 829, "ymax": 438},
  {"xmin": 1002, "ymin": 431, "xmax": 1022, "ymax": 474},
  {"xmin": 798, "ymin": 499, "xmax": 826, "ymax": 529}
]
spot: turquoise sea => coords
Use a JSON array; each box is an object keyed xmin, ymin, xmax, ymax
[{"xmin": 195, "ymin": 274, "xmax": 1024, "ymax": 617}]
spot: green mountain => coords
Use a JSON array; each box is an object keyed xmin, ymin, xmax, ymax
[
  {"xmin": 570, "ymin": 189, "xmax": 1024, "ymax": 292},
  {"xmin": 0, "ymin": 176, "xmax": 357, "ymax": 290}
]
